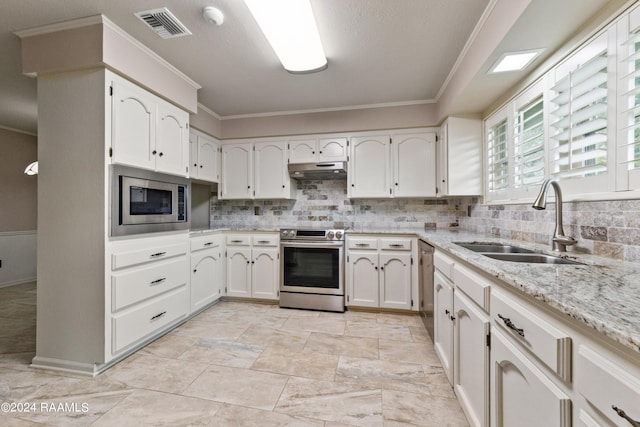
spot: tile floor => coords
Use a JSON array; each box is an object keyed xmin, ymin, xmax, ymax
[{"xmin": 0, "ymin": 282, "xmax": 468, "ymax": 426}]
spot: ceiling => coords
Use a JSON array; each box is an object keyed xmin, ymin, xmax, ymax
[{"xmin": 0, "ymin": 0, "xmax": 619, "ymax": 135}]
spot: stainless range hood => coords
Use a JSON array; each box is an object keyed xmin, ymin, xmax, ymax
[{"xmin": 288, "ymin": 162, "xmax": 347, "ymax": 180}]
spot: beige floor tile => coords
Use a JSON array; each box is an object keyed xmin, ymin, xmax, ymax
[
  {"xmin": 0, "ymin": 352, "xmax": 34, "ymax": 371},
  {"xmin": 376, "ymin": 313, "xmax": 425, "ymax": 327},
  {"xmin": 303, "ymin": 332, "xmax": 379, "ymax": 359},
  {"xmin": 275, "ymin": 376, "xmax": 383, "ymax": 427},
  {"xmin": 251, "ymin": 346, "xmax": 339, "ymax": 381},
  {"xmin": 91, "ymin": 389, "xmax": 221, "ymax": 427},
  {"xmin": 179, "ymin": 338, "xmax": 264, "ymax": 368},
  {"xmin": 236, "ymin": 325, "xmax": 311, "ymax": 352},
  {"xmin": 281, "ymin": 316, "xmax": 346, "ymax": 335},
  {"xmin": 379, "ymin": 339, "xmax": 441, "ymax": 365},
  {"xmin": 172, "ymin": 318, "xmax": 250, "ymax": 341},
  {"xmin": 335, "ymin": 356, "xmax": 431, "ymax": 395},
  {"xmin": 344, "ymin": 321, "xmax": 413, "ymax": 342},
  {"xmin": 382, "ymin": 389, "xmax": 469, "ymax": 426},
  {"xmin": 183, "ymin": 364, "xmax": 289, "ymax": 410},
  {"xmin": 209, "ymin": 403, "xmax": 324, "ymax": 426},
  {"xmin": 137, "ymin": 333, "xmax": 198, "ymax": 359},
  {"xmin": 0, "ymin": 416, "xmax": 49, "ymax": 426},
  {"xmin": 409, "ymin": 325, "xmax": 432, "ymax": 343},
  {"xmin": 103, "ymin": 354, "xmax": 208, "ymax": 394}
]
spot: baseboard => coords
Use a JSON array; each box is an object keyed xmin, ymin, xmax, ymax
[
  {"xmin": 0, "ymin": 277, "xmax": 37, "ymax": 288},
  {"xmin": 30, "ymin": 356, "xmax": 103, "ymax": 377}
]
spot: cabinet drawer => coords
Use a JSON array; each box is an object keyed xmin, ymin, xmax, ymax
[
  {"xmin": 379, "ymin": 238, "xmax": 412, "ymax": 251},
  {"xmin": 348, "ymin": 237, "xmax": 378, "ymax": 250},
  {"xmin": 111, "ymin": 257, "xmax": 188, "ymax": 311},
  {"xmin": 112, "ymin": 242, "xmax": 188, "ymax": 270},
  {"xmin": 252, "ymin": 235, "xmax": 279, "ymax": 246},
  {"xmin": 226, "ymin": 235, "xmax": 251, "ymax": 246},
  {"xmin": 576, "ymin": 345, "xmax": 640, "ymax": 426},
  {"xmin": 190, "ymin": 235, "xmax": 222, "ymax": 252},
  {"xmin": 112, "ymin": 286, "xmax": 188, "ymax": 354},
  {"xmin": 492, "ymin": 290, "xmax": 571, "ymax": 381},
  {"xmin": 453, "ymin": 263, "xmax": 490, "ymax": 312},
  {"xmin": 434, "ymin": 250, "xmax": 455, "ymax": 280}
]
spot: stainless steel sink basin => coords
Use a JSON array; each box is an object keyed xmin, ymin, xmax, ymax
[
  {"xmin": 454, "ymin": 242, "xmax": 584, "ymax": 265},
  {"xmin": 482, "ymin": 253, "xmax": 583, "ymax": 265},
  {"xmin": 454, "ymin": 242, "xmax": 535, "ymax": 253}
]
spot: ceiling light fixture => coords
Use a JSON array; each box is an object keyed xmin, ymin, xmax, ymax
[
  {"xmin": 244, "ymin": 0, "xmax": 327, "ymax": 74},
  {"xmin": 203, "ymin": 6, "xmax": 224, "ymax": 26},
  {"xmin": 24, "ymin": 161, "xmax": 38, "ymax": 176},
  {"xmin": 489, "ymin": 49, "xmax": 544, "ymax": 74}
]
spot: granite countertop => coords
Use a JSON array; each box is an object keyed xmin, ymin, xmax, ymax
[{"xmin": 411, "ymin": 229, "xmax": 640, "ymax": 355}]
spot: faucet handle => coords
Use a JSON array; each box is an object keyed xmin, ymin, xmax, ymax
[{"xmin": 553, "ymin": 235, "xmax": 577, "ymax": 246}]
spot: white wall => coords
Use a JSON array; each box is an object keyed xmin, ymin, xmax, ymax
[{"xmin": 0, "ymin": 231, "xmax": 37, "ymax": 287}]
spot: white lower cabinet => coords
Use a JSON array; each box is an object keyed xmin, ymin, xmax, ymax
[
  {"xmin": 225, "ymin": 233, "xmax": 279, "ymax": 300},
  {"xmin": 190, "ymin": 234, "xmax": 223, "ymax": 313},
  {"xmin": 346, "ymin": 236, "xmax": 416, "ymax": 311},
  {"xmin": 434, "ymin": 269, "xmax": 455, "ymax": 383},
  {"xmin": 491, "ymin": 329, "xmax": 571, "ymax": 427}
]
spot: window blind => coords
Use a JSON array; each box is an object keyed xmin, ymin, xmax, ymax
[
  {"xmin": 514, "ymin": 95, "xmax": 544, "ymax": 187},
  {"xmin": 620, "ymin": 29, "xmax": 640, "ymax": 173},
  {"xmin": 487, "ymin": 118, "xmax": 509, "ymax": 192},
  {"xmin": 549, "ymin": 48, "xmax": 608, "ymax": 179}
]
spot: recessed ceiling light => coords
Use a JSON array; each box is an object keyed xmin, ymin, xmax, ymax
[
  {"xmin": 489, "ymin": 49, "xmax": 544, "ymax": 74},
  {"xmin": 244, "ymin": 0, "xmax": 327, "ymax": 74}
]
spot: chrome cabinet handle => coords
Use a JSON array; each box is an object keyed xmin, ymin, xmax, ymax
[
  {"xmin": 230, "ymin": 239, "xmax": 243, "ymax": 243},
  {"xmin": 203, "ymin": 242, "xmax": 214, "ymax": 246},
  {"xmin": 149, "ymin": 278, "xmax": 166, "ymax": 285},
  {"xmin": 150, "ymin": 311, "xmax": 166, "ymax": 321},
  {"xmin": 150, "ymin": 252, "xmax": 166, "ymax": 258},
  {"xmin": 612, "ymin": 405, "xmax": 640, "ymax": 427},
  {"xmin": 356, "ymin": 243, "xmax": 370, "ymax": 247},
  {"xmin": 389, "ymin": 244, "xmax": 404, "ymax": 248},
  {"xmin": 498, "ymin": 314, "xmax": 525, "ymax": 337},
  {"xmin": 257, "ymin": 240, "xmax": 270, "ymax": 244}
]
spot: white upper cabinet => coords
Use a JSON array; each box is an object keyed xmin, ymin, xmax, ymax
[
  {"xmin": 349, "ymin": 131, "xmax": 436, "ymax": 198},
  {"xmin": 289, "ymin": 137, "xmax": 348, "ymax": 164},
  {"xmin": 111, "ymin": 74, "xmax": 189, "ymax": 177},
  {"xmin": 220, "ymin": 141, "xmax": 294, "ymax": 200},
  {"xmin": 437, "ymin": 117, "xmax": 482, "ymax": 196},
  {"xmin": 189, "ymin": 130, "xmax": 220, "ymax": 183}
]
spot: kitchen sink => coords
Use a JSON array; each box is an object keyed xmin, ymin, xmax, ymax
[
  {"xmin": 454, "ymin": 242, "xmax": 535, "ymax": 254},
  {"xmin": 454, "ymin": 242, "xmax": 584, "ymax": 265},
  {"xmin": 481, "ymin": 253, "xmax": 583, "ymax": 265}
]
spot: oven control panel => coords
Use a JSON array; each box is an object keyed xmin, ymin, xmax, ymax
[{"xmin": 280, "ymin": 229, "xmax": 345, "ymax": 241}]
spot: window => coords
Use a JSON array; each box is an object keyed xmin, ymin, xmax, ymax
[
  {"xmin": 487, "ymin": 115, "xmax": 509, "ymax": 194},
  {"xmin": 514, "ymin": 94, "xmax": 544, "ymax": 188}
]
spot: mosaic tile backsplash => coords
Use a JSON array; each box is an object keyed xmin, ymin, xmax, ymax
[
  {"xmin": 208, "ymin": 179, "xmax": 640, "ymax": 262},
  {"xmin": 209, "ymin": 179, "xmax": 474, "ymax": 232},
  {"xmin": 461, "ymin": 199, "xmax": 640, "ymax": 262}
]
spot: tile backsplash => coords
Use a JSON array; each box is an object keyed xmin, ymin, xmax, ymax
[
  {"xmin": 209, "ymin": 179, "xmax": 474, "ymax": 231},
  {"xmin": 461, "ymin": 199, "xmax": 640, "ymax": 262}
]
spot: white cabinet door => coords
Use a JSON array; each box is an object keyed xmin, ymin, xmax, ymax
[
  {"xmin": 454, "ymin": 291, "xmax": 490, "ymax": 427},
  {"xmin": 197, "ymin": 134, "xmax": 220, "ymax": 182},
  {"xmin": 190, "ymin": 249, "xmax": 221, "ymax": 313},
  {"xmin": 226, "ymin": 247, "xmax": 252, "ymax": 297},
  {"xmin": 379, "ymin": 252, "xmax": 412, "ymax": 310},
  {"xmin": 434, "ymin": 270, "xmax": 455, "ymax": 384},
  {"xmin": 347, "ymin": 251, "xmax": 379, "ymax": 307},
  {"xmin": 252, "ymin": 246, "xmax": 279, "ymax": 300},
  {"xmin": 491, "ymin": 330, "xmax": 571, "ymax": 427},
  {"xmin": 156, "ymin": 103, "xmax": 189, "ymax": 176},
  {"xmin": 112, "ymin": 79, "xmax": 156, "ymax": 171},
  {"xmin": 289, "ymin": 139, "xmax": 317, "ymax": 164},
  {"xmin": 254, "ymin": 141, "xmax": 290, "ymax": 199},
  {"xmin": 220, "ymin": 143, "xmax": 253, "ymax": 199},
  {"xmin": 392, "ymin": 132, "xmax": 436, "ymax": 197},
  {"xmin": 318, "ymin": 137, "xmax": 348, "ymax": 162},
  {"xmin": 349, "ymin": 135, "xmax": 391, "ymax": 198},
  {"xmin": 437, "ymin": 117, "xmax": 482, "ymax": 196}
]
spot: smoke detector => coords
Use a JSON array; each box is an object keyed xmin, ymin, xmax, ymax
[
  {"xmin": 203, "ymin": 6, "xmax": 224, "ymax": 26},
  {"xmin": 134, "ymin": 8, "xmax": 192, "ymax": 39}
]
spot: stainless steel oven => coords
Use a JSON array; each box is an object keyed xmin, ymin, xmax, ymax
[
  {"xmin": 111, "ymin": 165, "xmax": 190, "ymax": 236},
  {"xmin": 279, "ymin": 228, "xmax": 345, "ymax": 312}
]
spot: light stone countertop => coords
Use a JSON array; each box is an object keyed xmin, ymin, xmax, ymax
[{"xmin": 406, "ymin": 229, "xmax": 639, "ymax": 354}]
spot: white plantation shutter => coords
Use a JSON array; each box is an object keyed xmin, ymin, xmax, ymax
[
  {"xmin": 549, "ymin": 32, "xmax": 611, "ymax": 192},
  {"xmin": 487, "ymin": 116, "xmax": 509, "ymax": 194},
  {"xmin": 514, "ymin": 95, "xmax": 544, "ymax": 188}
]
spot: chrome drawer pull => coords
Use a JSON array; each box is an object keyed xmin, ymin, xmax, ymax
[
  {"xmin": 230, "ymin": 240, "xmax": 243, "ymax": 243},
  {"xmin": 612, "ymin": 405, "xmax": 640, "ymax": 427},
  {"xmin": 257, "ymin": 240, "xmax": 270, "ymax": 244},
  {"xmin": 498, "ymin": 314, "xmax": 525, "ymax": 337},
  {"xmin": 389, "ymin": 244, "xmax": 405, "ymax": 248},
  {"xmin": 356, "ymin": 243, "xmax": 370, "ymax": 247},
  {"xmin": 204, "ymin": 242, "xmax": 214, "ymax": 246},
  {"xmin": 150, "ymin": 252, "xmax": 166, "ymax": 258},
  {"xmin": 150, "ymin": 311, "xmax": 167, "ymax": 321},
  {"xmin": 149, "ymin": 278, "xmax": 166, "ymax": 286}
]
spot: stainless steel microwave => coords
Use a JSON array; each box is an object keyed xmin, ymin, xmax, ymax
[{"xmin": 111, "ymin": 165, "xmax": 190, "ymax": 236}]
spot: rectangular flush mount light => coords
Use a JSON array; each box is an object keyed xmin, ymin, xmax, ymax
[
  {"xmin": 244, "ymin": 0, "xmax": 327, "ymax": 74},
  {"xmin": 489, "ymin": 49, "xmax": 544, "ymax": 73}
]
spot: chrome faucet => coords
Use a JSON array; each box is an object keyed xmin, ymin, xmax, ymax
[{"xmin": 532, "ymin": 178, "xmax": 577, "ymax": 252}]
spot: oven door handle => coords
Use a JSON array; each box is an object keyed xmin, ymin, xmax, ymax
[{"xmin": 280, "ymin": 241, "xmax": 344, "ymax": 248}]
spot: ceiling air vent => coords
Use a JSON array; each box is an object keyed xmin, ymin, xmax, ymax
[{"xmin": 134, "ymin": 8, "xmax": 192, "ymax": 39}]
